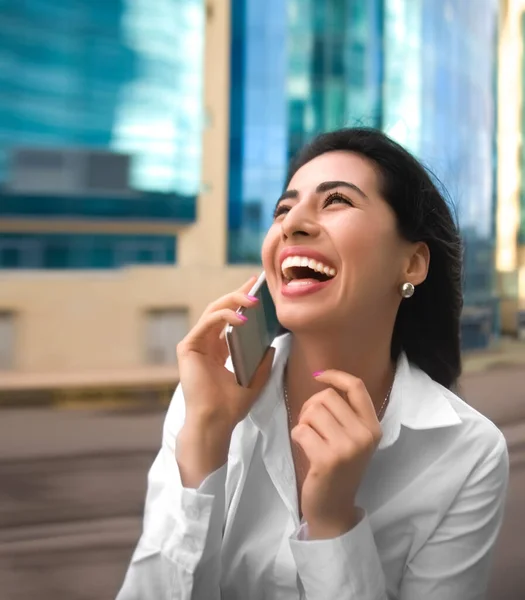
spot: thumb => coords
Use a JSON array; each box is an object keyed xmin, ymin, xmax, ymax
[{"xmin": 249, "ymin": 347, "xmax": 276, "ymax": 392}]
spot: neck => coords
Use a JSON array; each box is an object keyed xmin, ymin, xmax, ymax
[{"xmin": 285, "ymin": 323, "xmax": 396, "ymax": 416}]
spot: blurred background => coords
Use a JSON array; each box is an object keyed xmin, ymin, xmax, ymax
[{"xmin": 0, "ymin": 0, "xmax": 524, "ymax": 598}]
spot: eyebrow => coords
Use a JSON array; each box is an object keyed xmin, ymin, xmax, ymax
[{"xmin": 275, "ymin": 180, "xmax": 369, "ymax": 207}]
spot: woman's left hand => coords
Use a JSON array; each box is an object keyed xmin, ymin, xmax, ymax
[{"xmin": 291, "ymin": 370, "xmax": 383, "ymax": 540}]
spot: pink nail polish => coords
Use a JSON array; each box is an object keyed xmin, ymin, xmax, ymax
[
  {"xmin": 246, "ymin": 294, "xmax": 259, "ymax": 302},
  {"xmin": 312, "ymin": 370, "xmax": 324, "ymax": 377},
  {"xmin": 238, "ymin": 314, "xmax": 248, "ymax": 322}
]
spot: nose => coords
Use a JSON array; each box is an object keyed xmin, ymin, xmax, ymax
[{"xmin": 280, "ymin": 200, "xmax": 321, "ymax": 240}]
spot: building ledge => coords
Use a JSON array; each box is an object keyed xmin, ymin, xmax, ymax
[{"xmin": 0, "ymin": 365, "xmax": 179, "ymax": 393}]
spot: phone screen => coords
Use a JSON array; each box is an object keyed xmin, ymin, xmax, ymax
[{"xmin": 226, "ymin": 273, "xmax": 280, "ymax": 387}]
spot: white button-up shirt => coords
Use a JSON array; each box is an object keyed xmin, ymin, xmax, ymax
[{"xmin": 117, "ymin": 334, "xmax": 509, "ymax": 600}]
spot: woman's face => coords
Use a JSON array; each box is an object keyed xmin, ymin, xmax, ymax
[{"xmin": 261, "ymin": 151, "xmax": 418, "ymax": 334}]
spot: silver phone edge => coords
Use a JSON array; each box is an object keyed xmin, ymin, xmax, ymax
[
  {"xmin": 225, "ymin": 325, "xmax": 251, "ymax": 387},
  {"xmin": 224, "ymin": 271, "xmax": 268, "ymax": 388}
]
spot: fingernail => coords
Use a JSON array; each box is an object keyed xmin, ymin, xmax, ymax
[
  {"xmin": 246, "ymin": 294, "xmax": 259, "ymax": 302},
  {"xmin": 238, "ymin": 314, "xmax": 248, "ymax": 322},
  {"xmin": 312, "ymin": 370, "xmax": 324, "ymax": 377}
]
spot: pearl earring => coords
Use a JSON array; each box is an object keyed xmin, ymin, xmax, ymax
[{"xmin": 401, "ymin": 282, "xmax": 415, "ymax": 299}]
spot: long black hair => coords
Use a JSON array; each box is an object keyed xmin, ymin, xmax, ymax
[{"xmin": 285, "ymin": 128, "xmax": 463, "ymax": 389}]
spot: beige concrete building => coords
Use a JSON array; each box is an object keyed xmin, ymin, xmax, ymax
[
  {"xmin": 0, "ymin": 0, "xmax": 255, "ymax": 402},
  {"xmin": 496, "ymin": 0, "xmax": 525, "ymax": 337},
  {"xmin": 2, "ymin": 0, "xmax": 525, "ymax": 404}
]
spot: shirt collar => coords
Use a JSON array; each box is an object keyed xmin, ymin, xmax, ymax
[
  {"xmin": 249, "ymin": 334, "xmax": 462, "ymax": 448},
  {"xmin": 378, "ymin": 352, "xmax": 462, "ymax": 449}
]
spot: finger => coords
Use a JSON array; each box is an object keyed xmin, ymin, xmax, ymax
[
  {"xmin": 299, "ymin": 401, "xmax": 345, "ymax": 442},
  {"xmin": 300, "ymin": 391, "xmax": 362, "ymax": 438},
  {"xmin": 249, "ymin": 347, "xmax": 275, "ymax": 392},
  {"xmin": 179, "ymin": 309, "xmax": 248, "ymax": 353},
  {"xmin": 205, "ymin": 286, "xmax": 259, "ymax": 317},
  {"xmin": 291, "ymin": 422, "xmax": 327, "ymax": 464},
  {"xmin": 313, "ymin": 370, "xmax": 378, "ymax": 425}
]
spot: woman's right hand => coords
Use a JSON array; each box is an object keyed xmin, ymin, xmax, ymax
[{"xmin": 175, "ymin": 276, "xmax": 275, "ymax": 488}]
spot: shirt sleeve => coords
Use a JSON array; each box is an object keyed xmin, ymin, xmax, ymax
[
  {"xmin": 115, "ymin": 384, "xmax": 226, "ymax": 600},
  {"xmin": 289, "ymin": 434, "xmax": 509, "ymax": 600},
  {"xmin": 399, "ymin": 434, "xmax": 509, "ymax": 600},
  {"xmin": 289, "ymin": 511, "xmax": 387, "ymax": 600}
]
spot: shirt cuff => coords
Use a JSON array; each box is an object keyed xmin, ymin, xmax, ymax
[
  {"xmin": 147, "ymin": 458, "xmax": 227, "ymax": 572},
  {"xmin": 289, "ymin": 511, "xmax": 386, "ymax": 600}
]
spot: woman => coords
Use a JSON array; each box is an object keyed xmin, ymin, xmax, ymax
[{"xmin": 117, "ymin": 128, "xmax": 508, "ymax": 600}]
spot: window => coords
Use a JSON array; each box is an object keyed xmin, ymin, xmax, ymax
[
  {"xmin": 144, "ymin": 309, "xmax": 188, "ymax": 366},
  {"xmin": 0, "ymin": 311, "xmax": 15, "ymax": 370},
  {"xmin": 0, "ymin": 237, "xmax": 40, "ymax": 269},
  {"xmin": 0, "ymin": 233, "xmax": 176, "ymax": 269},
  {"xmin": 0, "ymin": 246, "xmax": 21, "ymax": 268},
  {"xmin": 42, "ymin": 238, "xmax": 70, "ymax": 268}
]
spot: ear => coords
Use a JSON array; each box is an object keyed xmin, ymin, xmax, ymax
[{"xmin": 402, "ymin": 242, "xmax": 430, "ymax": 287}]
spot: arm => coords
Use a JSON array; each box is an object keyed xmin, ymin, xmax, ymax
[
  {"xmin": 116, "ymin": 384, "xmax": 226, "ymax": 600},
  {"xmin": 116, "ymin": 278, "xmax": 274, "ymax": 599},
  {"xmin": 289, "ymin": 435, "xmax": 509, "ymax": 600},
  {"xmin": 399, "ymin": 434, "xmax": 509, "ymax": 599}
]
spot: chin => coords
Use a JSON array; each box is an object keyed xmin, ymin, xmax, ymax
[{"xmin": 276, "ymin": 304, "xmax": 334, "ymax": 334}]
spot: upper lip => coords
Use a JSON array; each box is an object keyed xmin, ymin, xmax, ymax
[{"xmin": 278, "ymin": 246, "xmax": 336, "ymax": 269}]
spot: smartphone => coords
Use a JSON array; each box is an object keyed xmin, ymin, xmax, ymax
[{"xmin": 225, "ymin": 272, "xmax": 280, "ymax": 387}]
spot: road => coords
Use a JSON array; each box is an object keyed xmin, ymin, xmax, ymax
[{"xmin": 0, "ymin": 366, "xmax": 524, "ymax": 600}]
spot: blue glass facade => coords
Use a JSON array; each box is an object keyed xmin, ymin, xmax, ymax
[
  {"xmin": 228, "ymin": 0, "xmax": 289, "ymax": 262},
  {"xmin": 228, "ymin": 0, "xmax": 383, "ymax": 263},
  {"xmin": 0, "ymin": 233, "xmax": 176, "ymax": 270},
  {"xmin": 227, "ymin": 0, "xmax": 499, "ymax": 347},
  {"xmin": 0, "ymin": 0, "xmax": 204, "ymax": 269},
  {"xmin": 0, "ymin": 0, "xmax": 205, "ymax": 194},
  {"xmin": 383, "ymin": 0, "xmax": 498, "ymax": 314}
]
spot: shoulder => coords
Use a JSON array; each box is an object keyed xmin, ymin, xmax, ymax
[
  {"xmin": 400, "ymin": 356, "xmax": 507, "ymax": 467},
  {"xmin": 442, "ymin": 385, "xmax": 508, "ymax": 464}
]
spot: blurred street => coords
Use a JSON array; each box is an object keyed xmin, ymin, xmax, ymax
[{"xmin": 0, "ymin": 364, "xmax": 524, "ymax": 600}]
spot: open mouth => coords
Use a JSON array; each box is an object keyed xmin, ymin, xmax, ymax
[{"xmin": 281, "ymin": 256, "xmax": 337, "ymax": 285}]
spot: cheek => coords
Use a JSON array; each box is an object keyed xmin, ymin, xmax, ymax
[
  {"xmin": 260, "ymin": 227, "xmax": 277, "ymax": 270},
  {"xmin": 337, "ymin": 218, "xmax": 401, "ymax": 276}
]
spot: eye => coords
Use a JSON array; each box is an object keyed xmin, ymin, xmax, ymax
[
  {"xmin": 323, "ymin": 192, "xmax": 353, "ymax": 208},
  {"xmin": 273, "ymin": 203, "xmax": 291, "ymax": 219}
]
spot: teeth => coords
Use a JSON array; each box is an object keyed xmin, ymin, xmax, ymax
[
  {"xmin": 286, "ymin": 279, "xmax": 315, "ymax": 287},
  {"xmin": 281, "ymin": 255, "xmax": 337, "ymax": 278}
]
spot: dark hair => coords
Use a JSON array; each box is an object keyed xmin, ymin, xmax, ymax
[{"xmin": 285, "ymin": 128, "xmax": 463, "ymax": 389}]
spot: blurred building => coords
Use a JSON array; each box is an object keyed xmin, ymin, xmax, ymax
[
  {"xmin": 0, "ymin": 0, "xmax": 507, "ymax": 402},
  {"xmin": 229, "ymin": 0, "xmax": 499, "ymax": 348},
  {"xmin": 0, "ymin": 0, "xmax": 246, "ymax": 402},
  {"xmin": 496, "ymin": 0, "xmax": 525, "ymax": 339}
]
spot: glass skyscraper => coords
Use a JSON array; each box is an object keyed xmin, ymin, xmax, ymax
[
  {"xmin": 229, "ymin": 0, "xmax": 384, "ymax": 262},
  {"xmin": 383, "ymin": 0, "xmax": 498, "ymax": 311},
  {"xmin": 0, "ymin": 0, "xmax": 204, "ymax": 269},
  {"xmin": 228, "ymin": 0, "xmax": 499, "ymax": 347}
]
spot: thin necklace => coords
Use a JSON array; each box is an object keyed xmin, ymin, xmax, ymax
[{"xmin": 282, "ymin": 369, "xmax": 393, "ymax": 431}]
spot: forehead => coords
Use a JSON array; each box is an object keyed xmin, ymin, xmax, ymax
[{"xmin": 287, "ymin": 151, "xmax": 379, "ymax": 193}]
